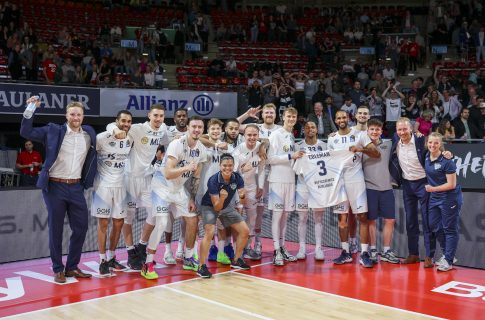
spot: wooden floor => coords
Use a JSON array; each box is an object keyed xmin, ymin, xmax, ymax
[
  {"xmin": 4, "ymin": 272, "xmax": 442, "ymax": 320},
  {"xmin": 1, "ymin": 240, "xmax": 484, "ymax": 320}
]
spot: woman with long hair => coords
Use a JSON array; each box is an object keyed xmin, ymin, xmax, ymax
[{"xmin": 436, "ymin": 119, "xmax": 456, "ymax": 140}]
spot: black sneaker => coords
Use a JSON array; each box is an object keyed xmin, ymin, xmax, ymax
[
  {"xmin": 108, "ymin": 257, "xmax": 128, "ymax": 271},
  {"xmin": 127, "ymin": 248, "xmax": 143, "ymax": 270},
  {"xmin": 230, "ymin": 258, "xmax": 251, "ymax": 270},
  {"xmin": 99, "ymin": 260, "xmax": 111, "ymax": 277},
  {"xmin": 197, "ymin": 264, "xmax": 212, "ymax": 278},
  {"xmin": 135, "ymin": 243, "xmax": 147, "ymax": 262}
]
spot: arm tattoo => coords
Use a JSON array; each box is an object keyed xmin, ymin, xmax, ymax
[{"xmin": 190, "ymin": 176, "xmax": 200, "ymax": 200}]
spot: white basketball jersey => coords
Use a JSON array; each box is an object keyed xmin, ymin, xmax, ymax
[
  {"xmin": 233, "ymin": 141, "xmax": 265, "ymax": 189},
  {"xmin": 293, "ymin": 149, "xmax": 355, "ymax": 208},
  {"xmin": 257, "ymin": 123, "xmax": 281, "ymax": 139},
  {"xmin": 95, "ymin": 131, "xmax": 132, "ymax": 186},
  {"xmin": 295, "ymin": 140, "xmax": 327, "ymax": 192},
  {"xmin": 167, "ymin": 125, "xmax": 187, "ymax": 142},
  {"xmin": 267, "ymin": 127, "xmax": 296, "ymax": 183}
]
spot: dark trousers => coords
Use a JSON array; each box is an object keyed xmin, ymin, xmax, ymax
[
  {"xmin": 42, "ymin": 181, "xmax": 89, "ymax": 273},
  {"xmin": 402, "ymin": 178, "xmax": 434, "ymax": 257},
  {"xmin": 429, "ymin": 192, "xmax": 463, "ymax": 264}
]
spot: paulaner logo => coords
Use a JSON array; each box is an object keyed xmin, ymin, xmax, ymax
[{"xmin": 193, "ymin": 94, "xmax": 214, "ymax": 116}]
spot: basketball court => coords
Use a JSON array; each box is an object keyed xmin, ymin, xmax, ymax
[{"xmin": 1, "ymin": 239, "xmax": 484, "ymax": 319}]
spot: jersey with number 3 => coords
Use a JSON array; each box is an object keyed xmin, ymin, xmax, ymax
[
  {"xmin": 293, "ymin": 149, "xmax": 355, "ymax": 208},
  {"xmin": 295, "ymin": 140, "xmax": 327, "ymax": 192},
  {"xmin": 327, "ymin": 128, "xmax": 371, "ymax": 181}
]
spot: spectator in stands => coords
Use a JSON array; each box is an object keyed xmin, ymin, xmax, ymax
[
  {"xmin": 340, "ymin": 96, "xmax": 357, "ymax": 126},
  {"xmin": 124, "ymin": 51, "xmax": 138, "ymax": 77},
  {"xmin": 100, "ymin": 43, "xmax": 113, "ymax": 59},
  {"xmin": 277, "ymin": 15, "xmax": 287, "ymax": 42},
  {"xmin": 403, "ymin": 93, "xmax": 420, "ymax": 125},
  {"xmin": 475, "ymin": 26, "xmax": 485, "ymax": 62},
  {"xmin": 453, "ymin": 108, "xmax": 483, "ymax": 140},
  {"xmin": 291, "ymin": 72, "xmax": 309, "ymax": 116},
  {"xmin": 408, "ymin": 38, "xmax": 419, "ymax": 72},
  {"xmin": 307, "ymin": 102, "xmax": 333, "ymax": 139},
  {"xmin": 16, "ymin": 140, "xmax": 42, "ymax": 187},
  {"xmin": 42, "ymin": 53, "xmax": 57, "ymax": 84},
  {"xmin": 144, "ymin": 63, "xmax": 155, "ymax": 87},
  {"xmin": 99, "ymin": 24, "xmax": 111, "ymax": 45},
  {"xmin": 442, "ymin": 89, "xmax": 462, "ymax": 121},
  {"xmin": 478, "ymin": 103, "xmax": 485, "ymax": 135},
  {"xmin": 469, "ymin": 95, "xmax": 484, "ymax": 128},
  {"xmin": 74, "ymin": 65, "xmax": 86, "ymax": 84},
  {"xmin": 414, "ymin": 110, "xmax": 434, "ymax": 136},
  {"xmin": 208, "ymin": 55, "xmax": 225, "ymax": 77},
  {"xmin": 8, "ymin": 43, "xmax": 22, "ymax": 80},
  {"xmin": 262, "ymin": 82, "xmax": 278, "ymax": 105},
  {"xmin": 382, "ymin": 81, "xmax": 405, "ymax": 137},
  {"xmin": 311, "ymin": 83, "xmax": 329, "ymax": 108},
  {"xmin": 248, "ymin": 70, "xmax": 259, "ymax": 86},
  {"xmin": 286, "ymin": 14, "xmax": 298, "ymax": 43},
  {"xmin": 367, "ymin": 87, "xmax": 384, "ymax": 121},
  {"xmin": 250, "ymin": 16, "xmax": 259, "ymax": 43},
  {"xmin": 258, "ymin": 17, "xmax": 268, "ymax": 42},
  {"xmin": 88, "ymin": 62, "xmax": 99, "ymax": 85},
  {"xmin": 433, "ymin": 66, "xmax": 454, "ymax": 93},
  {"xmin": 436, "ymin": 119, "xmax": 456, "ymax": 140},
  {"xmin": 397, "ymin": 39, "xmax": 409, "ymax": 77},
  {"xmin": 268, "ymin": 15, "xmax": 277, "ymax": 42},
  {"xmin": 110, "ymin": 25, "xmax": 122, "ymax": 44},
  {"xmin": 382, "ymin": 62, "xmax": 395, "ymax": 81},
  {"xmin": 321, "ymin": 37, "xmax": 336, "ymax": 67},
  {"xmin": 277, "ymin": 84, "xmax": 295, "ymax": 119},
  {"xmin": 153, "ymin": 60, "xmax": 164, "ymax": 88},
  {"xmin": 367, "ymin": 72, "xmax": 387, "ymax": 96},
  {"xmin": 98, "ymin": 57, "xmax": 112, "ymax": 83},
  {"xmin": 216, "ymin": 23, "xmax": 227, "ymax": 42},
  {"xmin": 21, "ymin": 44, "xmax": 39, "ymax": 81},
  {"xmin": 347, "ymin": 79, "xmax": 367, "ymax": 108},
  {"xmin": 248, "ymin": 80, "xmax": 264, "ymax": 109},
  {"xmin": 225, "ymin": 55, "xmax": 238, "ymax": 77},
  {"xmin": 61, "ymin": 58, "xmax": 76, "ymax": 83}
]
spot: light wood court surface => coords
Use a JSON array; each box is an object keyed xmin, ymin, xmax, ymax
[{"xmin": 5, "ymin": 272, "xmax": 444, "ymax": 320}]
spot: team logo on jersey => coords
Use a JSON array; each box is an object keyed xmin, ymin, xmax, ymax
[
  {"xmin": 350, "ymin": 135, "xmax": 355, "ymax": 142},
  {"xmin": 283, "ymin": 145, "xmax": 290, "ymax": 152},
  {"xmin": 434, "ymin": 163, "xmax": 442, "ymax": 170},
  {"xmin": 126, "ymin": 141, "xmax": 131, "ymax": 147},
  {"xmin": 141, "ymin": 136, "xmax": 149, "ymax": 144},
  {"xmin": 109, "ymin": 141, "xmax": 116, "ymax": 147},
  {"xmin": 104, "ymin": 161, "xmax": 112, "ymax": 167},
  {"xmin": 230, "ymin": 183, "xmax": 237, "ymax": 190}
]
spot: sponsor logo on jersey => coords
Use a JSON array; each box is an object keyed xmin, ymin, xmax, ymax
[
  {"xmin": 434, "ymin": 163, "xmax": 442, "ymax": 170},
  {"xmin": 97, "ymin": 208, "xmax": 111, "ymax": 215},
  {"xmin": 104, "ymin": 161, "xmax": 112, "ymax": 167},
  {"xmin": 230, "ymin": 183, "xmax": 237, "ymax": 190},
  {"xmin": 297, "ymin": 203, "xmax": 307, "ymax": 209},
  {"xmin": 141, "ymin": 136, "xmax": 149, "ymax": 144},
  {"xmin": 109, "ymin": 141, "xmax": 116, "ymax": 147},
  {"xmin": 156, "ymin": 206, "xmax": 169, "ymax": 213}
]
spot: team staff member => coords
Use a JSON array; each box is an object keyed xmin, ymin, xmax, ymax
[
  {"xmin": 20, "ymin": 97, "xmax": 97, "ymax": 283},
  {"xmin": 16, "ymin": 140, "xmax": 43, "ymax": 186},
  {"xmin": 425, "ymin": 133, "xmax": 462, "ymax": 272},
  {"xmin": 198, "ymin": 153, "xmax": 250, "ymax": 278}
]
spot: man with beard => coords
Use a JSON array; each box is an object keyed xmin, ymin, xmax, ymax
[
  {"xmin": 141, "ymin": 116, "xmax": 207, "ymax": 279},
  {"xmin": 168, "ymin": 108, "xmax": 188, "ymax": 140}
]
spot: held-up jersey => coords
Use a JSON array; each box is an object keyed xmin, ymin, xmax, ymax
[
  {"xmin": 95, "ymin": 131, "xmax": 132, "ymax": 186},
  {"xmin": 295, "ymin": 140, "xmax": 327, "ymax": 192},
  {"xmin": 233, "ymin": 141, "xmax": 266, "ymax": 189},
  {"xmin": 267, "ymin": 127, "xmax": 296, "ymax": 183},
  {"xmin": 257, "ymin": 123, "xmax": 281, "ymax": 139},
  {"xmin": 293, "ymin": 149, "xmax": 355, "ymax": 208},
  {"xmin": 107, "ymin": 121, "xmax": 170, "ymax": 177},
  {"xmin": 327, "ymin": 127, "xmax": 371, "ymax": 181},
  {"xmin": 152, "ymin": 135, "xmax": 207, "ymax": 192}
]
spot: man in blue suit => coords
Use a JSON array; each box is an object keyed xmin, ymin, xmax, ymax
[
  {"xmin": 389, "ymin": 117, "xmax": 434, "ymax": 267},
  {"xmin": 20, "ymin": 97, "xmax": 97, "ymax": 283}
]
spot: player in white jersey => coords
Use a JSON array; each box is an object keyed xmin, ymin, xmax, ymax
[
  {"xmin": 238, "ymin": 103, "xmax": 281, "ymax": 256},
  {"xmin": 327, "ymin": 110, "xmax": 380, "ymax": 268},
  {"xmin": 294, "ymin": 121, "xmax": 328, "ymax": 260},
  {"xmin": 233, "ymin": 124, "xmax": 266, "ymax": 260},
  {"xmin": 141, "ymin": 116, "xmax": 207, "ymax": 279},
  {"xmin": 109, "ymin": 104, "xmax": 169, "ymax": 270},
  {"xmin": 92, "ymin": 111, "xmax": 133, "ymax": 276},
  {"xmin": 164, "ymin": 108, "xmax": 188, "ymax": 264},
  {"xmin": 363, "ymin": 119, "xmax": 400, "ymax": 264},
  {"xmin": 347, "ymin": 106, "xmax": 371, "ymax": 253},
  {"xmin": 267, "ymin": 107, "xmax": 305, "ymax": 266}
]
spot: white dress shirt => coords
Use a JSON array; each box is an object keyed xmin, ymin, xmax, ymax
[
  {"xmin": 397, "ymin": 135, "xmax": 426, "ymax": 181},
  {"xmin": 50, "ymin": 125, "xmax": 91, "ymax": 179}
]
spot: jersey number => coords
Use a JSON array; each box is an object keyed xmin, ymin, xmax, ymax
[{"xmin": 316, "ymin": 160, "xmax": 327, "ymax": 176}]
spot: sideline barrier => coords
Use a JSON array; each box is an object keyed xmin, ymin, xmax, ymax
[{"xmin": 1, "ymin": 188, "xmax": 484, "ymax": 269}]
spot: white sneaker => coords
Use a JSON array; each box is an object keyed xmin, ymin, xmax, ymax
[
  {"xmin": 164, "ymin": 251, "xmax": 177, "ymax": 265},
  {"xmin": 254, "ymin": 241, "xmax": 262, "ymax": 255},
  {"xmin": 437, "ymin": 259, "xmax": 453, "ymax": 272},
  {"xmin": 435, "ymin": 255, "xmax": 457, "ymax": 267},
  {"xmin": 175, "ymin": 249, "xmax": 184, "ymax": 260},
  {"xmin": 296, "ymin": 247, "xmax": 306, "ymax": 260},
  {"xmin": 273, "ymin": 249, "xmax": 284, "ymax": 266},
  {"xmin": 315, "ymin": 247, "xmax": 325, "ymax": 261}
]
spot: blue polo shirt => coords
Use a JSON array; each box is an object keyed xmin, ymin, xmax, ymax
[
  {"xmin": 425, "ymin": 152, "xmax": 461, "ymax": 205},
  {"xmin": 201, "ymin": 171, "xmax": 244, "ymax": 210}
]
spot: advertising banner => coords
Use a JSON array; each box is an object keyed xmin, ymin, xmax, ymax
[
  {"xmin": 100, "ymin": 88, "xmax": 237, "ymax": 119},
  {"xmin": 0, "ymin": 83, "xmax": 100, "ymax": 116},
  {"xmin": 447, "ymin": 143, "xmax": 485, "ymax": 189}
]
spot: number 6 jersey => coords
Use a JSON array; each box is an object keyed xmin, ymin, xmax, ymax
[{"xmin": 293, "ymin": 149, "xmax": 355, "ymax": 208}]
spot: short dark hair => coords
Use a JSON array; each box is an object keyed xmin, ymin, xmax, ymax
[
  {"xmin": 116, "ymin": 110, "xmax": 132, "ymax": 120},
  {"xmin": 244, "ymin": 124, "xmax": 260, "ymax": 132},
  {"xmin": 150, "ymin": 103, "xmax": 165, "ymax": 111},
  {"xmin": 175, "ymin": 108, "xmax": 188, "ymax": 115},
  {"xmin": 188, "ymin": 115, "xmax": 204, "ymax": 124},
  {"xmin": 220, "ymin": 153, "xmax": 234, "ymax": 162},
  {"xmin": 367, "ymin": 118, "xmax": 383, "ymax": 128}
]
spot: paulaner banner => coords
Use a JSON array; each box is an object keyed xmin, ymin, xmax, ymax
[
  {"xmin": 99, "ymin": 88, "xmax": 237, "ymax": 118},
  {"xmin": 447, "ymin": 144, "xmax": 485, "ymax": 189},
  {"xmin": 0, "ymin": 83, "xmax": 100, "ymax": 116}
]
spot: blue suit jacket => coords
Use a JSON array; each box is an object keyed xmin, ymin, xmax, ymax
[
  {"xmin": 20, "ymin": 116, "xmax": 97, "ymax": 190},
  {"xmin": 389, "ymin": 134, "xmax": 426, "ymax": 187}
]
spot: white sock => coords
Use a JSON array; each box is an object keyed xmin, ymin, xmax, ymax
[
  {"xmin": 126, "ymin": 245, "xmax": 135, "ymax": 251},
  {"xmin": 279, "ymin": 211, "xmax": 288, "ymax": 247},
  {"xmin": 218, "ymin": 240, "xmax": 225, "ymax": 250},
  {"xmin": 165, "ymin": 243, "xmax": 172, "ymax": 253},
  {"xmin": 99, "ymin": 253, "xmax": 106, "ymax": 262},
  {"xmin": 349, "ymin": 237, "xmax": 356, "ymax": 245},
  {"xmin": 107, "ymin": 250, "xmax": 115, "ymax": 261},
  {"xmin": 341, "ymin": 242, "xmax": 349, "ymax": 253},
  {"xmin": 225, "ymin": 238, "xmax": 231, "ymax": 246},
  {"xmin": 384, "ymin": 246, "xmax": 390, "ymax": 252},
  {"xmin": 298, "ymin": 211, "xmax": 308, "ymax": 247},
  {"xmin": 146, "ymin": 253, "xmax": 154, "ymax": 263},
  {"xmin": 272, "ymin": 211, "xmax": 283, "ymax": 250},
  {"xmin": 210, "ymin": 239, "xmax": 215, "ymax": 246},
  {"xmin": 139, "ymin": 240, "xmax": 148, "ymax": 245},
  {"xmin": 315, "ymin": 222, "xmax": 323, "ymax": 249},
  {"xmin": 177, "ymin": 241, "xmax": 184, "ymax": 252},
  {"xmin": 361, "ymin": 244, "xmax": 369, "ymax": 253},
  {"xmin": 370, "ymin": 245, "xmax": 377, "ymax": 250},
  {"xmin": 185, "ymin": 247, "xmax": 194, "ymax": 258}
]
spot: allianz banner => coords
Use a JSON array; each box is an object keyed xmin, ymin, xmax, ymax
[
  {"xmin": 100, "ymin": 88, "xmax": 237, "ymax": 118},
  {"xmin": 446, "ymin": 143, "xmax": 485, "ymax": 189},
  {"xmin": 0, "ymin": 83, "xmax": 100, "ymax": 116}
]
